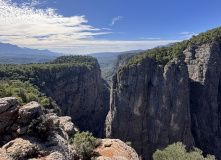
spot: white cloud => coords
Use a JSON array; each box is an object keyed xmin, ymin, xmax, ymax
[
  {"xmin": 180, "ymin": 31, "xmax": 197, "ymax": 39},
  {"xmin": 140, "ymin": 37, "xmax": 161, "ymax": 40},
  {"xmin": 0, "ymin": 0, "xmax": 179, "ymax": 54},
  {"xmin": 110, "ymin": 16, "xmax": 123, "ymax": 26},
  {"xmin": 0, "ymin": 0, "xmax": 110, "ymax": 47}
]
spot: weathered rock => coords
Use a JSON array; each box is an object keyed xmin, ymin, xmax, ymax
[
  {"xmin": 95, "ymin": 139, "xmax": 139, "ymax": 160},
  {"xmin": 0, "ymin": 135, "xmax": 75, "ymax": 160},
  {"xmin": 0, "ymin": 97, "xmax": 18, "ymax": 114},
  {"xmin": 2, "ymin": 137, "xmax": 42, "ymax": 159},
  {"xmin": 0, "ymin": 98, "xmax": 77, "ymax": 159},
  {"xmin": 184, "ymin": 43, "xmax": 221, "ymax": 159},
  {"xmin": 17, "ymin": 125, "xmax": 28, "ymax": 135},
  {"xmin": 17, "ymin": 101, "xmax": 43, "ymax": 124},
  {"xmin": 0, "ymin": 99, "xmax": 19, "ymax": 134},
  {"xmin": 45, "ymin": 152, "xmax": 65, "ymax": 160},
  {"xmin": 106, "ymin": 57, "xmax": 195, "ymax": 159},
  {"xmin": 46, "ymin": 113, "xmax": 60, "ymax": 129},
  {"xmin": 59, "ymin": 116, "xmax": 75, "ymax": 135}
]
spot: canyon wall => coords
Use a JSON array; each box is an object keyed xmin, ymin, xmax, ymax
[
  {"xmin": 184, "ymin": 43, "xmax": 221, "ymax": 158},
  {"xmin": 106, "ymin": 42, "xmax": 221, "ymax": 159},
  {"xmin": 37, "ymin": 60, "xmax": 109, "ymax": 137},
  {"xmin": 106, "ymin": 57, "xmax": 195, "ymax": 159}
]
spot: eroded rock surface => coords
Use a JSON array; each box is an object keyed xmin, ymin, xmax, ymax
[
  {"xmin": 184, "ymin": 43, "xmax": 221, "ymax": 159},
  {"xmin": 106, "ymin": 42, "xmax": 221, "ymax": 160},
  {"xmin": 106, "ymin": 57, "xmax": 195, "ymax": 159},
  {"xmin": 95, "ymin": 139, "xmax": 139, "ymax": 160},
  {"xmin": 0, "ymin": 97, "xmax": 76, "ymax": 160},
  {"xmin": 38, "ymin": 61, "xmax": 109, "ymax": 137}
]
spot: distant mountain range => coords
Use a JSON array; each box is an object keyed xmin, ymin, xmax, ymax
[
  {"xmin": 87, "ymin": 50, "xmax": 146, "ymax": 58},
  {"xmin": 0, "ymin": 42, "xmax": 65, "ymax": 64},
  {"xmin": 0, "ymin": 42, "xmax": 147, "ymax": 65}
]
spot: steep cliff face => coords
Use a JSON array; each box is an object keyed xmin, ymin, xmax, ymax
[
  {"xmin": 38, "ymin": 61, "xmax": 109, "ymax": 137},
  {"xmin": 106, "ymin": 57, "xmax": 195, "ymax": 159},
  {"xmin": 184, "ymin": 43, "xmax": 221, "ymax": 158}
]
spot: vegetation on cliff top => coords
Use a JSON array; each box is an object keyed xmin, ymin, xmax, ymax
[
  {"xmin": 125, "ymin": 26, "xmax": 221, "ymax": 66},
  {"xmin": 0, "ymin": 79, "xmax": 59, "ymax": 111},
  {"xmin": 0, "ymin": 55, "xmax": 96, "ymax": 110},
  {"xmin": 0, "ymin": 55, "xmax": 98, "ymax": 82}
]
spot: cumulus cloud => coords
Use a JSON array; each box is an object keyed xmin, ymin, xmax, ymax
[
  {"xmin": 0, "ymin": 0, "xmax": 110, "ymax": 47},
  {"xmin": 110, "ymin": 16, "xmax": 123, "ymax": 26}
]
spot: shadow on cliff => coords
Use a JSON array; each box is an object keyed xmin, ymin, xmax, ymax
[{"xmin": 189, "ymin": 43, "xmax": 221, "ymax": 159}]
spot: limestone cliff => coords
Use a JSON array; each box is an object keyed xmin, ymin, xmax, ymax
[
  {"xmin": 36, "ymin": 57, "xmax": 109, "ymax": 137},
  {"xmin": 106, "ymin": 57, "xmax": 195, "ymax": 159},
  {"xmin": 106, "ymin": 27, "xmax": 221, "ymax": 160},
  {"xmin": 0, "ymin": 56, "xmax": 109, "ymax": 137},
  {"xmin": 184, "ymin": 43, "xmax": 221, "ymax": 159}
]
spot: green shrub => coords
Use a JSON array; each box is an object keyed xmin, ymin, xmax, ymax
[
  {"xmin": 153, "ymin": 142, "xmax": 216, "ymax": 160},
  {"xmin": 0, "ymin": 79, "xmax": 59, "ymax": 111},
  {"xmin": 72, "ymin": 131, "xmax": 96, "ymax": 160},
  {"xmin": 27, "ymin": 114, "xmax": 57, "ymax": 141}
]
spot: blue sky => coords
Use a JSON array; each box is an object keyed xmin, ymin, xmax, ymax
[{"xmin": 0, "ymin": 0, "xmax": 221, "ymax": 54}]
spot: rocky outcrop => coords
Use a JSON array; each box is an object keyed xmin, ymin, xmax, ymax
[
  {"xmin": 0, "ymin": 97, "xmax": 19, "ymax": 135},
  {"xmin": 94, "ymin": 139, "xmax": 139, "ymax": 160},
  {"xmin": 0, "ymin": 97, "xmax": 42, "ymax": 144},
  {"xmin": 184, "ymin": 43, "xmax": 221, "ymax": 159},
  {"xmin": 106, "ymin": 57, "xmax": 195, "ymax": 159},
  {"xmin": 37, "ymin": 60, "xmax": 109, "ymax": 137},
  {"xmin": 0, "ymin": 97, "xmax": 77, "ymax": 160}
]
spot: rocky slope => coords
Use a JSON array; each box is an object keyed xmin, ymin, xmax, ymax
[
  {"xmin": 0, "ymin": 97, "xmax": 77, "ymax": 160},
  {"xmin": 0, "ymin": 97, "xmax": 139, "ymax": 160},
  {"xmin": 105, "ymin": 27, "xmax": 221, "ymax": 160}
]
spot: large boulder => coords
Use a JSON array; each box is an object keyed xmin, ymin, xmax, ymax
[
  {"xmin": 94, "ymin": 139, "xmax": 139, "ymax": 160},
  {"xmin": 0, "ymin": 97, "xmax": 19, "ymax": 134},
  {"xmin": 17, "ymin": 101, "xmax": 43, "ymax": 124},
  {"xmin": 0, "ymin": 135, "xmax": 75, "ymax": 160},
  {"xmin": 0, "ymin": 97, "xmax": 18, "ymax": 113}
]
